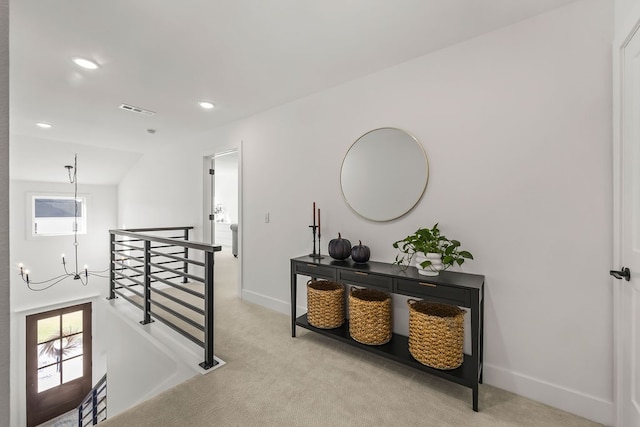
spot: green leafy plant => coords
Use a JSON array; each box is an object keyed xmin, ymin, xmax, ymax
[{"xmin": 392, "ymin": 223, "xmax": 473, "ymax": 270}]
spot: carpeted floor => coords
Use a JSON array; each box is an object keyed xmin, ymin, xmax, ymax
[{"xmin": 101, "ymin": 250, "xmax": 602, "ymax": 427}]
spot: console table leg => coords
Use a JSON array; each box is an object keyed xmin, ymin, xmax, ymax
[
  {"xmin": 473, "ymin": 385, "xmax": 479, "ymax": 412},
  {"xmin": 479, "ymin": 285, "xmax": 485, "ymax": 384},
  {"xmin": 291, "ymin": 262, "xmax": 297, "ymax": 337},
  {"xmin": 471, "ymin": 292, "xmax": 481, "ymax": 410}
]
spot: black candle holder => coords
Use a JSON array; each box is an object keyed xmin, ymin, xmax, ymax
[{"xmin": 308, "ymin": 225, "xmax": 324, "ymax": 259}]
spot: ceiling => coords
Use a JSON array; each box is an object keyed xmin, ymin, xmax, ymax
[{"xmin": 10, "ymin": 0, "xmax": 579, "ymax": 184}]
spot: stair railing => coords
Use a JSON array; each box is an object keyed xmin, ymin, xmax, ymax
[
  {"xmin": 108, "ymin": 226, "xmax": 221, "ymax": 369},
  {"xmin": 78, "ymin": 373, "xmax": 107, "ymax": 426}
]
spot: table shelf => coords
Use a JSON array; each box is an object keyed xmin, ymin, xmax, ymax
[{"xmin": 295, "ymin": 314, "xmax": 476, "ymax": 387}]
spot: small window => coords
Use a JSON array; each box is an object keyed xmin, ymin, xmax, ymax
[{"xmin": 32, "ymin": 195, "xmax": 87, "ymax": 237}]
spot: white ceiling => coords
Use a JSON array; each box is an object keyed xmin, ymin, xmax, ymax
[{"xmin": 10, "ymin": 0, "xmax": 579, "ymax": 184}]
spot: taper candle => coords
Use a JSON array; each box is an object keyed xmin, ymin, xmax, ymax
[
  {"xmin": 317, "ymin": 208, "xmax": 321, "ymax": 236},
  {"xmin": 313, "ymin": 202, "xmax": 316, "ymax": 226}
]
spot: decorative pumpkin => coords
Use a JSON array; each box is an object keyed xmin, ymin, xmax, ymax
[
  {"xmin": 351, "ymin": 240, "xmax": 370, "ymax": 264},
  {"xmin": 328, "ymin": 233, "xmax": 352, "ymax": 260}
]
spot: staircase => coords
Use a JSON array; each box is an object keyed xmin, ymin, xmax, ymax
[{"xmin": 37, "ymin": 374, "xmax": 106, "ymax": 427}]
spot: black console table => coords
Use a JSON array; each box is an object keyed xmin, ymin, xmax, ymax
[{"xmin": 290, "ymin": 255, "xmax": 485, "ymax": 411}]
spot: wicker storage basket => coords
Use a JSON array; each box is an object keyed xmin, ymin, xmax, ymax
[
  {"xmin": 349, "ymin": 287, "xmax": 392, "ymax": 345},
  {"xmin": 407, "ymin": 299, "xmax": 466, "ymax": 370},
  {"xmin": 306, "ymin": 280, "xmax": 345, "ymax": 329}
]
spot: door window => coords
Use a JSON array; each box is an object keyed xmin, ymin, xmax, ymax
[{"xmin": 36, "ymin": 309, "xmax": 85, "ymax": 391}]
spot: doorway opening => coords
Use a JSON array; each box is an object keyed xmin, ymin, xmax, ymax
[{"xmin": 204, "ymin": 148, "xmax": 241, "ymax": 298}]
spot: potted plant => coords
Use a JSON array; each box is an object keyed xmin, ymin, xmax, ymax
[{"xmin": 392, "ymin": 223, "xmax": 473, "ymax": 276}]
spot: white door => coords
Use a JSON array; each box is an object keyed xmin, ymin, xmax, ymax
[
  {"xmin": 208, "ymin": 157, "xmax": 216, "ymax": 244},
  {"xmin": 614, "ymin": 20, "xmax": 640, "ymax": 427}
]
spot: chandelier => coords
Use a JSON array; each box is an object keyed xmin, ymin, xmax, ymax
[{"xmin": 18, "ymin": 154, "xmax": 108, "ymax": 290}]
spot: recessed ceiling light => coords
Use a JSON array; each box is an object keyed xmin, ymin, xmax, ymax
[
  {"xmin": 198, "ymin": 101, "xmax": 215, "ymax": 110},
  {"xmin": 72, "ymin": 57, "xmax": 99, "ymax": 70},
  {"xmin": 36, "ymin": 122, "xmax": 52, "ymax": 129}
]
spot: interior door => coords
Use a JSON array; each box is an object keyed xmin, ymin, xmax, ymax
[
  {"xmin": 209, "ymin": 157, "xmax": 216, "ymax": 244},
  {"xmin": 26, "ymin": 302, "xmax": 92, "ymax": 427},
  {"xmin": 615, "ymin": 22, "xmax": 640, "ymax": 427}
]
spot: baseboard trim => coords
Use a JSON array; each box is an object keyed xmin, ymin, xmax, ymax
[
  {"xmin": 241, "ymin": 289, "xmax": 292, "ymax": 314},
  {"xmin": 483, "ymin": 363, "xmax": 613, "ymax": 425}
]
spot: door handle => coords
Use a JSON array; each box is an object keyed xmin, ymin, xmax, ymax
[{"xmin": 610, "ymin": 267, "xmax": 631, "ymax": 281}]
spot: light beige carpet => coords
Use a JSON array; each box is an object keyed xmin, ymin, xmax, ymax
[{"xmin": 102, "ymin": 250, "xmax": 602, "ymax": 427}]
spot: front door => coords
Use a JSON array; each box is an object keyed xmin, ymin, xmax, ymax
[
  {"xmin": 614, "ymin": 18, "xmax": 640, "ymax": 427},
  {"xmin": 26, "ymin": 302, "xmax": 92, "ymax": 427}
]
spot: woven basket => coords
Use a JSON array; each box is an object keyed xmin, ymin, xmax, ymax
[
  {"xmin": 306, "ymin": 280, "xmax": 345, "ymax": 329},
  {"xmin": 407, "ymin": 299, "xmax": 466, "ymax": 370},
  {"xmin": 349, "ymin": 287, "xmax": 392, "ymax": 345}
]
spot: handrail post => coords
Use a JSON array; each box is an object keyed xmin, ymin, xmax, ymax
[
  {"xmin": 108, "ymin": 232, "xmax": 116, "ymax": 300},
  {"xmin": 199, "ymin": 250, "xmax": 217, "ymax": 369},
  {"xmin": 183, "ymin": 228, "xmax": 189, "ymax": 284},
  {"xmin": 140, "ymin": 240, "xmax": 154, "ymax": 325},
  {"xmin": 91, "ymin": 387, "xmax": 98, "ymax": 425}
]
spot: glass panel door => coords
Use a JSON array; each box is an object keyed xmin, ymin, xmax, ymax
[{"xmin": 26, "ymin": 302, "xmax": 92, "ymax": 427}]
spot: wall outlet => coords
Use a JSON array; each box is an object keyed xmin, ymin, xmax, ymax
[{"xmin": 265, "ymin": 212, "xmax": 270, "ymax": 223}]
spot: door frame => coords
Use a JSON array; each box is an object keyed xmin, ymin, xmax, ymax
[
  {"xmin": 202, "ymin": 142, "xmax": 243, "ymax": 298},
  {"xmin": 613, "ymin": 7, "xmax": 640, "ymax": 427}
]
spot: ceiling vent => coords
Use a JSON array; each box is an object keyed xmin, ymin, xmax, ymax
[{"xmin": 119, "ymin": 104, "xmax": 156, "ymax": 116}]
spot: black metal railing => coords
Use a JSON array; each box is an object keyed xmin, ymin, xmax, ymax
[
  {"xmin": 78, "ymin": 373, "xmax": 107, "ymax": 426},
  {"xmin": 108, "ymin": 226, "xmax": 221, "ymax": 369}
]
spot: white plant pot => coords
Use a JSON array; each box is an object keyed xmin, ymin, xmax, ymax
[{"xmin": 415, "ymin": 253, "xmax": 443, "ymax": 276}]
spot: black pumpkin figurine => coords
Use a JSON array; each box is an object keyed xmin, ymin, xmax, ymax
[
  {"xmin": 328, "ymin": 233, "xmax": 352, "ymax": 260},
  {"xmin": 351, "ymin": 240, "xmax": 371, "ymax": 264}
]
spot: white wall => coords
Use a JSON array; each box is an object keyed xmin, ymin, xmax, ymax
[
  {"xmin": 117, "ymin": 151, "xmax": 205, "ymax": 241},
  {"xmin": 9, "ymin": 180, "xmax": 116, "ymax": 426},
  {"xmin": 0, "ymin": 0, "xmax": 10, "ymax": 423},
  {"xmin": 118, "ymin": 0, "xmax": 613, "ymax": 423},
  {"xmin": 616, "ymin": 0, "xmax": 640, "ymax": 28}
]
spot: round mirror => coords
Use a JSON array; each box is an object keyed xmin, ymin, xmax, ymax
[{"xmin": 340, "ymin": 128, "xmax": 428, "ymax": 221}]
